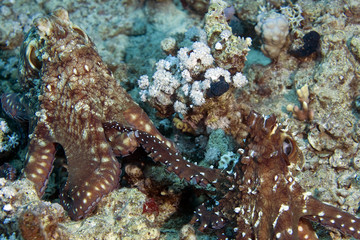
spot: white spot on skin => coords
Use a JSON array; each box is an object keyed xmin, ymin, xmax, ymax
[
  {"xmin": 302, "ymin": 192, "xmax": 312, "ymax": 200},
  {"xmin": 336, "ymin": 214, "xmax": 342, "ymax": 218},
  {"xmin": 28, "ymin": 156, "xmax": 36, "ymax": 163},
  {"xmin": 254, "ymin": 211, "xmax": 262, "ymax": 228},
  {"xmin": 100, "ymin": 142, "xmax": 108, "ymax": 149},
  {"xmin": 39, "ymin": 161, "xmax": 48, "ymax": 167},
  {"xmin": 38, "ymin": 140, "xmax": 47, "ymax": 147},
  {"xmin": 84, "ymin": 64, "xmax": 89, "ymax": 72},
  {"xmin": 273, "ymin": 204, "xmax": 289, "ymax": 228},
  {"xmin": 90, "ymin": 147, "xmax": 95, "ymax": 154},
  {"xmin": 82, "ymin": 129, "xmax": 88, "ymax": 139},
  {"xmin": 30, "ymin": 173, "xmax": 38, "ymax": 179},
  {"xmin": 276, "ymin": 233, "xmax": 281, "ymax": 238},
  {"xmin": 318, "ymin": 211, "xmax": 325, "ymax": 216},
  {"xmin": 144, "ymin": 124, "xmax": 152, "ymax": 132}
]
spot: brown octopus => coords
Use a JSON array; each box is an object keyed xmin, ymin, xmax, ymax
[
  {"xmin": 16, "ymin": 8, "xmax": 219, "ymax": 220},
  {"xmin": 193, "ymin": 111, "xmax": 360, "ymax": 239}
]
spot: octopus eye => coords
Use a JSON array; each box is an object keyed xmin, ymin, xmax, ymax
[
  {"xmin": 282, "ymin": 138, "xmax": 293, "ymax": 156},
  {"xmin": 26, "ymin": 40, "xmax": 42, "ymax": 71},
  {"xmin": 72, "ymin": 25, "xmax": 88, "ymax": 41}
]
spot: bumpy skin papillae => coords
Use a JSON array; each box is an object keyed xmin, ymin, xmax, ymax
[
  {"xmin": 194, "ymin": 111, "xmax": 360, "ymax": 239},
  {"xmin": 20, "ymin": 8, "xmax": 176, "ymax": 220}
]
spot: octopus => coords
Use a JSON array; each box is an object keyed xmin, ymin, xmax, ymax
[
  {"xmin": 193, "ymin": 111, "xmax": 360, "ymax": 239},
  {"xmin": 15, "ymin": 8, "xmax": 219, "ymax": 220}
]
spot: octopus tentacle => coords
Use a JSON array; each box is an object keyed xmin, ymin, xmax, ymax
[
  {"xmin": 59, "ymin": 122, "xmax": 121, "ymax": 220},
  {"xmin": 103, "ymin": 122, "xmax": 224, "ymax": 187},
  {"xmin": 303, "ymin": 196, "xmax": 360, "ymax": 238},
  {"xmin": 272, "ymin": 210, "xmax": 299, "ymax": 240},
  {"xmin": 24, "ymin": 125, "xmax": 56, "ymax": 196},
  {"xmin": 298, "ymin": 219, "xmax": 319, "ymax": 240},
  {"xmin": 104, "ymin": 126, "xmax": 140, "ymax": 156}
]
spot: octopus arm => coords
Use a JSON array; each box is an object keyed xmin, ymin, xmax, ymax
[
  {"xmin": 1, "ymin": 93, "xmax": 30, "ymax": 121},
  {"xmin": 24, "ymin": 124, "xmax": 56, "ymax": 196},
  {"xmin": 271, "ymin": 208, "xmax": 300, "ymax": 240},
  {"xmin": 303, "ymin": 196, "xmax": 360, "ymax": 238},
  {"xmin": 103, "ymin": 123, "xmax": 224, "ymax": 188},
  {"xmin": 59, "ymin": 121, "xmax": 121, "ymax": 220},
  {"xmin": 104, "ymin": 126, "xmax": 140, "ymax": 156},
  {"xmin": 298, "ymin": 218, "xmax": 319, "ymax": 240}
]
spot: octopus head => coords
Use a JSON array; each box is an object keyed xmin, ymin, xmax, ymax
[
  {"xmin": 19, "ymin": 8, "xmax": 91, "ymax": 89},
  {"xmin": 246, "ymin": 111, "xmax": 303, "ymax": 169}
]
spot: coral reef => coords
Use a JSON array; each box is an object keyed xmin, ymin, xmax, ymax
[
  {"xmin": 139, "ymin": 0, "xmax": 251, "ymax": 142},
  {"xmin": 1, "ymin": 0, "xmax": 360, "ymax": 239},
  {"xmin": 138, "ymin": 40, "xmax": 248, "ymax": 117},
  {"xmin": 0, "ymin": 178, "xmax": 176, "ymax": 240},
  {"xmin": 205, "ymin": 0, "xmax": 251, "ymax": 74}
]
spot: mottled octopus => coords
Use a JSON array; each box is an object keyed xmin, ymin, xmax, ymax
[
  {"xmin": 12, "ymin": 8, "xmax": 218, "ymax": 220},
  {"xmin": 193, "ymin": 111, "xmax": 360, "ymax": 239}
]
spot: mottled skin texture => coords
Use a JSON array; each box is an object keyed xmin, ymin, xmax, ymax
[
  {"xmin": 19, "ymin": 9, "xmax": 179, "ymax": 220},
  {"xmin": 194, "ymin": 111, "xmax": 360, "ymax": 239}
]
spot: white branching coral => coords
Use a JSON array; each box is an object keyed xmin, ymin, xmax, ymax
[
  {"xmin": 280, "ymin": 4, "xmax": 304, "ymax": 31},
  {"xmin": 138, "ymin": 28, "xmax": 249, "ymax": 116},
  {"xmin": 204, "ymin": 67, "xmax": 231, "ymax": 83},
  {"xmin": 232, "ymin": 72, "xmax": 248, "ymax": 88},
  {"xmin": 0, "ymin": 118, "xmax": 19, "ymax": 153},
  {"xmin": 177, "ymin": 41, "xmax": 214, "ymax": 76}
]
